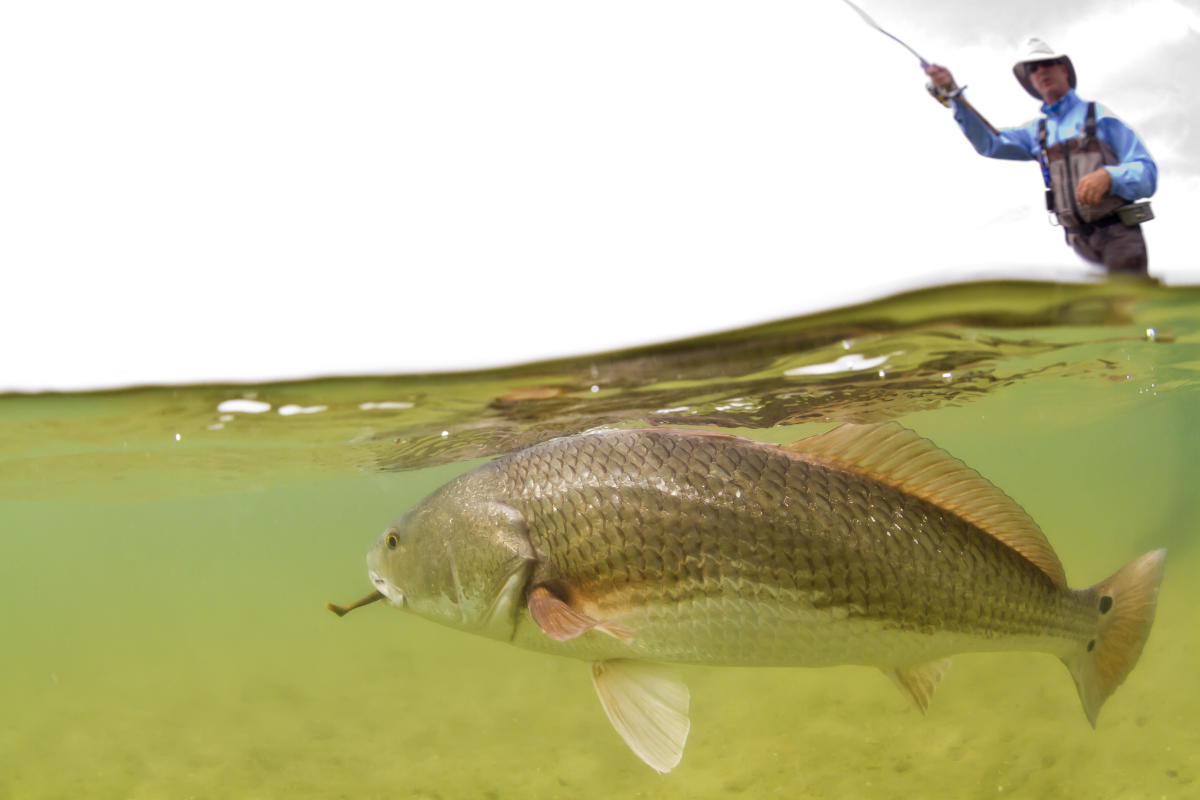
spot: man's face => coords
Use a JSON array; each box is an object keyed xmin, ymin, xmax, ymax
[{"xmin": 1027, "ymin": 59, "xmax": 1071, "ymax": 104}]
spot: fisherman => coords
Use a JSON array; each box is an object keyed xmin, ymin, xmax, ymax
[{"xmin": 925, "ymin": 38, "xmax": 1157, "ymax": 273}]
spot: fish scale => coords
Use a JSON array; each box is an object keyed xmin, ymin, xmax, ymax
[{"xmin": 466, "ymin": 428, "xmax": 1089, "ymax": 666}]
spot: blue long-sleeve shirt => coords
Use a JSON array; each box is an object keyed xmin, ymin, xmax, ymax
[{"xmin": 951, "ymin": 89, "xmax": 1157, "ymax": 202}]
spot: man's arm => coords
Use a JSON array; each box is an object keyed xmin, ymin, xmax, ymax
[
  {"xmin": 1097, "ymin": 113, "xmax": 1157, "ymax": 201},
  {"xmin": 925, "ymin": 64, "xmax": 1036, "ymax": 161}
]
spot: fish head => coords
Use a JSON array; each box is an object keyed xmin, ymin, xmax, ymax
[{"xmin": 366, "ymin": 487, "xmax": 536, "ymax": 640}]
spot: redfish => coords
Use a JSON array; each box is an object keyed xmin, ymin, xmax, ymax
[{"xmin": 329, "ymin": 423, "xmax": 1165, "ymax": 772}]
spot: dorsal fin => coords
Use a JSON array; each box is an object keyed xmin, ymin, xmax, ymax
[{"xmin": 784, "ymin": 422, "xmax": 1068, "ymax": 588}]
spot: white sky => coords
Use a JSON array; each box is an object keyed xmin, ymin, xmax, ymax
[{"xmin": 3, "ymin": 0, "xmax": 1198, "ymax": 392}]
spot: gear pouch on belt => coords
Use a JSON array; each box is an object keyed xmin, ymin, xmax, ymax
[{"xmin": 1116, "ymin": 201, "xmax": 1154, "ymax": 226}]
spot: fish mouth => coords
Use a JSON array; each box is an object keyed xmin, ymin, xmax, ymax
[{"xmin": 369, "ymin": 570, "xmax": 405, "ymax": 607}]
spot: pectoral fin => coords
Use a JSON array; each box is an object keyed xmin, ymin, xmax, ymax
[
  {"xmin": 527, "ymin": 586, "xmax": 633, "ymax": 643},
  {"xmin": 887, "ymin": 659, "xmax": 952, "ymax": 714},
  {"xmin": 591, "ymin": 659, "xmax": 690, "ymax": 773}
]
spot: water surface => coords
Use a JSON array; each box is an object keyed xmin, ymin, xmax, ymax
[{"xmin": 2, "ymin": 279, "xmax": 1197, "ymax": 798}]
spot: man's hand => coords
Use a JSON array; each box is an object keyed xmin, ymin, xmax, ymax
[
  {"xmin": 924, "ymin": 64, "xmax": 956, "ymax": 90},
  {"xmin": 1076, "ymin": 168, "xmax": 1112, "ymax": 205}
]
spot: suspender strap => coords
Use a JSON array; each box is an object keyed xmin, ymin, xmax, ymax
[
  {"xmin": 1037, "ymin": 119, "xmax": 1051, "ymax": 189},
  {"xmin": 1037, "ymin": 118, "xmax": 1054, "ymax": 214},
  {"xmin": 1080, "ymin": 101, "xmax": 1099, "ymax": 143}
]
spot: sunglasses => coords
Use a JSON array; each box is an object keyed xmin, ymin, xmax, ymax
[{"xmin": 1027, "ymin": 58, "xmax": 1064, "ymax": 74}]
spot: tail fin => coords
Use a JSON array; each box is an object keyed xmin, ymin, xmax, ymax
[{"xmin": 1064, "ymin": 549, "xmax": 1166, "ymax": 726}]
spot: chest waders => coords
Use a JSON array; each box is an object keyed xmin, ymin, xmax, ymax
[
  {"xmin": 1038, "ymin": 103, "xmax": 1151, "ymax": 272},
  {"xmin": 1037, "ymin": 102, "xmax": 1127, "ymax": 235}
]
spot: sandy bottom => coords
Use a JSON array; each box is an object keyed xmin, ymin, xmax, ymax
[{"xmin": 3, "ymin": 512, "xmax": 1195, "ymax": 800}]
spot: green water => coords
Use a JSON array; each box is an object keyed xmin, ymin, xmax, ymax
[{"xmin": 2, "ymin": 280, "xmax": 1198, "ymax": 799}]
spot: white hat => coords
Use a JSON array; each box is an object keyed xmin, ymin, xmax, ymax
[{"xmin": 1012, "ymin": 37, "xmax": 1076, "ymax": 100}]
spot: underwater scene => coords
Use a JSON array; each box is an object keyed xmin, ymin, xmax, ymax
[{"xmin": 2, "ymin": 278, "xmax": 1197, "ymax": 799}]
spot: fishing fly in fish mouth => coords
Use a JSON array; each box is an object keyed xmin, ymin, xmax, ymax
[{"xmin": 329, "ymin": 423, "xmax": 1166, "ymax": 773}]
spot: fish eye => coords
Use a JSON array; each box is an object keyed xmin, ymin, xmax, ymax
[{"xmin": 386, "ymin": 532, "xmax": 399, "ymax": 549}]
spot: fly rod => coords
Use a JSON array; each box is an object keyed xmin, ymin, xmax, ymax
[{"xmin": 841, "ymin": 0, "xmax": 1000, "ymax": 136}]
